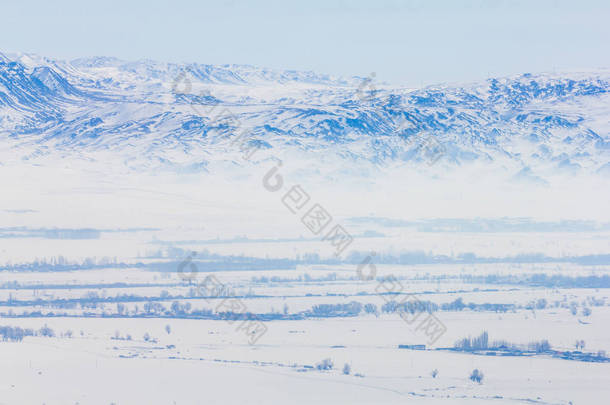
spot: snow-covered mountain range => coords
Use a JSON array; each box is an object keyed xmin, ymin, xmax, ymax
[{"xmin": 1, "ymin": 51, "xmax": 609, "ymax": 180}]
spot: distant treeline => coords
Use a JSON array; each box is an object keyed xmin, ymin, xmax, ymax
[
  {"xmin": 448, "ymin": 331, "xmax": 610, "ymax": 363},
  {"xmin": 345, "ymin": 251, "xmax": 610, "ymax": 266},
  {"xmin": 347, "ymin": 217, "xmax": 610, "ymax": 233},
  {"xmin": 0, "ymin": 324, "xmax": 56, "ymax": 342},
  {"xmin": 0, "ymin": 294, "xmax": 538, "ymax": 321},
  {"xmin": 0, "ymin": 256, "xmax": 139, "ymax": 272},
  {"xmin": 3, "ymin": 248, "xmax": 610, "ymax": 273},
  {"xmin": 0, "ymin": 227, "xmax": 158, "ymax": 240},
  {"xmin": 460, "ymin": 274, "xmax": 610, "ymax": 288},
  {"xmin": 454, "ymin": 331, "xmax": 551, "ymax": 353},
  {"xmin": 0, "ymin": 281, "xmax": 182, "ymax": 290}
]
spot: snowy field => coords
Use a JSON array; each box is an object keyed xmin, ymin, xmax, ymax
[{"xmin": 1, "ymin": 213, "xmax": 609, "ymax": 404}]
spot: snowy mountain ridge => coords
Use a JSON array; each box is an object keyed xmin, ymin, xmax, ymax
[{"xmin": 1, "ymin": 51, "xmax": 609, "ymax": 181}]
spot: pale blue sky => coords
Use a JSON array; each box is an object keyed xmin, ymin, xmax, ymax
[{"xmin": 2, "ymin": 0, "xmax": 609, "ymax": 86}]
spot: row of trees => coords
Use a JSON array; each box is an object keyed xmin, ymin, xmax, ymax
[
  {"xmin": 0, "ymin": 324, "xmax": 56, "ymax": 342},
  {"xmin": 454, "ymin": 331, "xmax": 552, "ymax": 353}
]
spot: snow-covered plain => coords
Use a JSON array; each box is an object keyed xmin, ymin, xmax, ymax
[
  {"xmin": 0, "ymin": 222, "xmax": 609, "ymax": 404},
  {"xmin": 1, "ymin": 52, "xmax": 609, "ymax": 404}
]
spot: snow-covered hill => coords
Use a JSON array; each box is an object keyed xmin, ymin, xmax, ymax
[{"xmin": 1, "ymin": 51, "xmax": 609, "ymax": 181}]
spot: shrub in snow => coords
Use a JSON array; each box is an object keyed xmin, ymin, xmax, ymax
[
  {"xmin": 38, "ymin": 324, "xmax": 55, "ymax": 338},
  {"xmin": 536, "ymin": 298, "xmax": 547, "ymax": 310},
  {"xmin": 364, "ymin": 303, "xmax": 378, "ymax": 316},
  {"xmin": 316, "ymin": 358, "xmax": 333, "ymax": 371},
  {"xmin": 527, "ymin": 339, "xmax": 551, "ymax": 353},
  {"xmin": 469, "ymin": 369, "xmax": 484, "ymax": 383}
]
